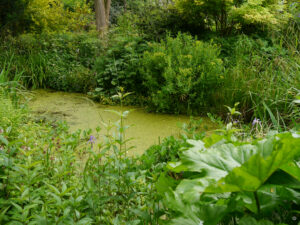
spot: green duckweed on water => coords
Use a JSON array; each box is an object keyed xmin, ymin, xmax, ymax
[{"xmin": 29, "ymin": 89, "xmax": 215, "ymax": 155}]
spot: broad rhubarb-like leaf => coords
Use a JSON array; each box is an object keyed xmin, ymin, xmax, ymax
[{"xmin": 178, "ymin": 132, "xmax": 300, "ymax": 194}]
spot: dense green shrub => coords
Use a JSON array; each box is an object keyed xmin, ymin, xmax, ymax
[
  {"xmin": 141, "ymin": 33, "xmax": 224, "ymax": 114},
  {"xmin": 173, "ymin": 0, "xmax": 292, "ymax": 35},
  {"xmin": 0, "ymin": 33, "xmax": 100, "ymax": 92},
  {"xmin": 115, "ymin": 2, "xmax": 208, "ymax": 41},
  {"xmin": 92, "ymin": 30, "xmax": 148, "ymax": 99}
]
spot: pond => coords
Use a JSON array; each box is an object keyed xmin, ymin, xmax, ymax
[{"xmin": 29, "ymin": 89, "xmax": 215, "ymax": 155}]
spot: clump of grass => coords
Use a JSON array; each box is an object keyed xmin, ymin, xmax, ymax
[{"xmin": 218, "ymin": 33, "xmax": 300, "ymax": 128}]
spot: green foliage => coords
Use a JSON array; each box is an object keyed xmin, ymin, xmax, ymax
[
  {"xmin": 140, "ymin": 117, "xmax": 207, "ymax": 174},
  {"xmin": 230, "ymin": 0, "xmax": 291, "ymax": 31},
  {"xmin": 216, "ymin": 34, "xmax": 300, "ymax": 124},
  {"xmin": 1, "ymin": 0, "xmax": 300, "ymax": 224},
  {"xmin": 174, "ymin": 0, "xmax": 236, "ymax": 34},
  {"xmin": 92, "ymin": 30, "xmax": 148, "ymax": 100},
  {"xmin": 159, "ymin": 130, "xmax": 300, "ymax": 224},
  {"xmin": 1, "ymin": 84, "xmax": 299, "ymax": 224},
  {"xmin": 114, "ymin": 0, "xmax": 209, "ymax": 41},
  {"xmin": 0, "ymin": 0, "xmax": 94, "ymax": 35},
  {"xmin": 0, "ymin": 33, "xmax": 100, "ymax": 92},
  {"xmin": 141, "ymin": 136, "xmax": 184, "ymax": 174},
  {"xmin": 0, "ymin": 0, "xmax": 31, "ymax": 35},
  {"xmin": 125, "ymin": 3, "xmax": 201, "ymax": 41},
  {"xmin": 174, "ymin": 0, "xmax": 292, "ymax": 35},
  {"xmin": 0, "ymin": 89, "xmax": 162, "ymax": 224},
  {"xmin": 141, "ymin": 33, "xmax": 224, "ymax": 114}
]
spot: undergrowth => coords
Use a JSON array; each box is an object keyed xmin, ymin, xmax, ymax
[{"xmin": 0, "ymin": 86, "xmax": 299, "ymax": 224}]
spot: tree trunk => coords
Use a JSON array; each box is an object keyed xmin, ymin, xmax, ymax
[
  {"xmin": 105, "ymin": 0, "xmax": 111, "ymax": 24},
  {"xmin": 95, "ymin": 0, "xmax": 110, "ymax": 36}
]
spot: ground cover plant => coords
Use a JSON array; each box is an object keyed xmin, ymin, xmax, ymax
[
  {"xmin": 0, "ymin": 87, "xmax": 156, "ymax": 224},
  {"xmin": 0, "ymin": 0, "xmax": 300, "ymax": 224}
]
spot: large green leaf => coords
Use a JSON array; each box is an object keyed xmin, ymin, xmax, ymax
[
  {"xmin": 239, "ymin": 184, "xmax": 300, "ymax": 213},
  {"xmin": 156, "ymin": 173, "xmax": 179, "ymax": 196},
  {"xmin": 181, "ymin": 142, "xmax": 258, "ymax": 180},
  {"xmin": 165, "ymin": 191, "xmax": 227, "ymax": 225},
  {"xmin": 280, "ymin": 160, "xmax": 300, "ymax": 182},
  {"xmin": 205, "ymin": 133, "xmax": 300, "ymax": 193},
  {"xmin": 177, "ymin": 132, "xmax": 300, "ymax": 194},
  {"xmin": 162, "ymin": 132, "xmax": 300, "ymax": 224},
  {"xmin": 267, "ymin": 170, "xmax": 300, "ymax": 189}
]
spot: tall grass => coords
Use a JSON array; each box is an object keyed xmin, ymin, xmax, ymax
[
  {"xmin": 0, "ymin": 37, "xmax": 47, "ymax": 89},
  {"xmin": 219, "ymin": 31, "xmax": 300, "ymax": 128},
  {"xmin": 0, "ymin": 56, "xmax": 28, "ymax": 104},
  {"xmin": 0, "ymin": 33, "xmax": 100, "ymax": 92}
]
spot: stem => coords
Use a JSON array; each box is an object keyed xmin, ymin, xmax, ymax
[
  {"xmin": 254, "ymin": 191, "xmax": 260, "ymax": 214},
  {"xmin": 233, "ymin": 216, "xmax": 237, "ymax": 225},
  {"xmin": 98, "ymin": 155, "xmax": 102, "ymax": 218}
]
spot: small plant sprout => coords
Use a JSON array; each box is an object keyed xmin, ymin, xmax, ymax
[
  {"xmin": 225, "ymin": 102, "xmax": 242, "ymax": 126},
  {"xmin": 225, "ymin": 102, "xmax": 241, "ymax": 116}
]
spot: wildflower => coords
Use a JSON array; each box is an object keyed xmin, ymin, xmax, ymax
[
  {"xmin": 88, "ymin": 135, "xmax": 96, "ymax": 148},
  {"xmin": 88, "ymin": 135, "xmax": 96, "ymax": 144},
  {"xmin": 252, "ymin": 118, "xmax": 260, "ymax": 126}
]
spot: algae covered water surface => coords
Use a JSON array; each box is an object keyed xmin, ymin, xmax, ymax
[{"xmin": 29, "ymin": 89, "xmax": 214, "ymax": 155}]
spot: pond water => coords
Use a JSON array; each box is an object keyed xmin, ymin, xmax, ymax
[{"xmin": 29, "ymin": 89, "xmax": 215, "ymax": 155}]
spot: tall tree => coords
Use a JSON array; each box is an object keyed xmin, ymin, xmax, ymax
[{"xmin": 95, "ymin": 0, "xmax": 111, "ymax": 35}]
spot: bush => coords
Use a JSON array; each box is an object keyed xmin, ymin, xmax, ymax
[
  {"xmin": 115, "ymin": 2, "xmax": 208, "ymax": 41},
  {"xmin": 140, "ymin": 33, "xmax": 224, "ymax": 114},
  {"xmin": 0, "ymin": 33, "xmax": 100, "ymax": 92},
  {"xmin": 174, "ymin": 0, "xmax": 291, "ymax": 35},
  {"xmin": 92, "ymin": 30, "xmax": 149, "ymax": 99}
]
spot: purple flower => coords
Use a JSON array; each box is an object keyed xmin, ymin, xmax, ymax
[
  {"xmin": 88, "ymin": 135, "xmax": 96, "ymax": 146},
  {"xmin": 252, "ymin": 118, "xmax": 260, "ymax": 126}
]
